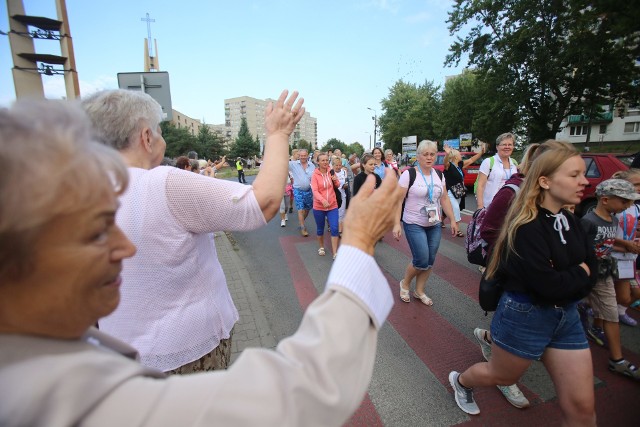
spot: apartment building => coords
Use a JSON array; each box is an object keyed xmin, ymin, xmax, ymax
[
  {"xmin": 555, "ymin": 101, "xmax": 640, "ymax": 146},
  {"xmin": 171, "ymin": 109, "xmax": 201, "ymax": 136},
  {"xmin": 224, "ymin": 96, "xmax": 317, "ymax": 149}
]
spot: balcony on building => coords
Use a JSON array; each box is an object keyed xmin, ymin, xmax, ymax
[{"xmin": 567, "ymin": 112, "xmax": 614, "ymax": 124}]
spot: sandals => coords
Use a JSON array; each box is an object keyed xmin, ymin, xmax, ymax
[
  {"xmin": 299, "ymin": 226, "xmax": 309, "ymax": 237},
  {"xmin": 456, "ymin": 231, "xmax": 464, "ymax": 238},
  {"xmin": 399, "ymin": 280, "xmax": 410, "ymax": 303},
  {"xmin": 318, "ymin": 247, "xmax": 325, "ymax": 256},
  {"xmin": 413, "ymin": 292, "xmax": 434, "ymax": 306},
  {"xmin": 609, "ymin": 359, "xmax": 640, "ymax": 380},
  {"xmin": 399, "ymin": 281, "xmax": 434, "ymax": 306}
]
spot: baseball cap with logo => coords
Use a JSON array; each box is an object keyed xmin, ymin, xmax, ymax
[{"xmin": 595, "ymin": 179, "xmax": 640, "ymax": 200}]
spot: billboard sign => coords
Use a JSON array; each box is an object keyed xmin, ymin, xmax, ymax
[
  {"xmin": 117, "ymin": 71, "xmax": 173, "ymax": 120},
  {"xmin": 443, "ymin": 138, "xmax": 460, "ymax": 149},
  {"xmin": 459, "ymin": 133, "xmax": 473, "ymax": 147},
  {"xmin": 401, "ymin": 135, "xmax": 417, "ymax": 153}
]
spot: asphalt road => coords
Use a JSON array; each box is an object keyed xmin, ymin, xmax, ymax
[{"xmin": 229, "ymin": 175, "xmax": 640, "ymax": 426}]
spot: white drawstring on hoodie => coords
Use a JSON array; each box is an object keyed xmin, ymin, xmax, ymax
[
  {"xmin": 319, "ymin": 171, "xmax": 332, "ymax": 204},
  {"xmin": 548, "ymin": 211, "xmax": 570, "ymax": 245}
]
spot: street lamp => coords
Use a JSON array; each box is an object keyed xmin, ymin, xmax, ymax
[{"xmin": 367, "ymin": 107, "xmax": 377, "ymax": 149}]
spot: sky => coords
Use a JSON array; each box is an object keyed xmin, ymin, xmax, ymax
[{"xmin": 0, "ymin": 0, "xmax": 467, "ymax": 148}]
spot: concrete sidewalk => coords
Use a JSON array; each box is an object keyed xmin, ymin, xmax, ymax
[{"xmin": 215, "ymin": 232, "xmax": 277, "ymax": 363}]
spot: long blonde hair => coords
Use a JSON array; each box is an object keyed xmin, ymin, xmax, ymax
[{"xmin": 485, "ymin": 141, "xmax": 579, "ymax": 278}]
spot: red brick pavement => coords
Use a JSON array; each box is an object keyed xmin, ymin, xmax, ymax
[{"xmin": 278, "ymin": 220, "xmax": 640, "ymax": 426}]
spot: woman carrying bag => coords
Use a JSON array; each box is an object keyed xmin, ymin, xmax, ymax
[{"xmin": 442, "ymin": 143, "xmax": 485, "ymax": 236}]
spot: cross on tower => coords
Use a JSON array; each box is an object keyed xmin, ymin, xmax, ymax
[{"xmin": 141, "ymin": 13, "xmax": 155, "ymax": 56}]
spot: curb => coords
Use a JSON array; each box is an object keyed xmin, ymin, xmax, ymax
[{"xmin": 215, "ymin": 232, "xmax": 277, "ymax": 363}]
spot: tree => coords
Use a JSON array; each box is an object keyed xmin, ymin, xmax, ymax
[
  {"xmin": 347, "ymin": 142, "xmax": 365, "ymax": 156},
  {"xmin": 254, "ymin": 134, "xmax": 261, "ymax": 155},
  {"xmin": 228, "ymin": 117, "xmax": 259, "ymax": 159},
  {"xmin": 161, "ymin": 121, "xmax": 197, "ymax": 158},
  {"xmin": 297, "ymin": 139, "xmax": 312, "ymax": 152},
  {"xmin": 446, "ymin": 0, "xmax": 640, "ymax": 143},
  {"xmin": 435, "ymin": 69, "xmax": 518, "ymax": 146},
  {"xmin": 197, "ymin": 124, "xmax": 227, "ymax": 160},
  {"xmin": 378, "ymin": 80, "xmax": 441, "ymax": 154},
  {"xmin": 322, "ymin": 138, "xmax": 349, "ymax": 154}
]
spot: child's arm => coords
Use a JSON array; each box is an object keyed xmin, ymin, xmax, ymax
[{"xmin": 614, "ymin": 237, "xmax": 640, "ymax": 254}]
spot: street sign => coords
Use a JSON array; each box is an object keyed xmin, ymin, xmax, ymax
[
  {"xmin": 402, "ymin": 135, "xmax": 417, "ymax": 152},
  {"xmin": 444, "ymin": 138, "xmax": 460, "ymax": 149},
  {"xmin": 117, "ymin": 71, "xmax": 173, "ymax": 120},
  {"xmin": 375, "ymin": 141, "xmax": 382, "ymax": 148},
  {"xmin": 460, "ymin": 133, "xmax": 473, "ymax": 147}
]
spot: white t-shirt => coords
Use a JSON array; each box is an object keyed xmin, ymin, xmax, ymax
[
  {"xmin": 399, "ymin": 167, "xmax": 446, "ymax": 227},
  {"xmin": 479, "ymin": 154, "xmax": 518, "ymax": 208},
  {"xmin": 613, "ymin": 204, "xmax": 640, "ymax": 261}
]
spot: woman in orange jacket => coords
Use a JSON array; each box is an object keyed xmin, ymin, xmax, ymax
[{"xmin": 311, "ymin": 153, "xmax": 341, "ymax": 259}]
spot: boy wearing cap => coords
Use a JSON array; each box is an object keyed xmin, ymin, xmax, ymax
[{"xmin": 581, "ymin": 178, "xmax": 640, "ymax": 379}]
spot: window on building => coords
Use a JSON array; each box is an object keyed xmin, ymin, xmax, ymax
[
  {"xmin": 624, "ymin": 122, "xmax": 640, "ymax": 133},
  {"xmin": 569, "ymin": 125, "xmax": 588, "ymax": 136},
  {"xmin": 599, "ymin": 125, "xmax": 607, "ymax": 134}
]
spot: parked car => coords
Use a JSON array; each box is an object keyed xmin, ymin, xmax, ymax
[
  {"xmin": 432, "ymin": 151, "xmax": 487, "ymax": 188},
  {"xmin": 578, "ymin": 153, "xmax": 631, "ymax": 215}
]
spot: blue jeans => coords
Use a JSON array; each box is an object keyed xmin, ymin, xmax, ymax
[
  {"xmin": 313, "ymin": 208, "xmax": 339, "ymax": 237},
  {"xmin": 491, "ymin": 292, "xmax": 588, "ymax": 360},
  {"xmin": 402, "ymin": 221, "xmax": 442, "ymax": 270}
]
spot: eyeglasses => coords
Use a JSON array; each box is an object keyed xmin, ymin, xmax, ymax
[{"xmin": 499, "ymin": 144, "xmax": 514, "ymax": 148}]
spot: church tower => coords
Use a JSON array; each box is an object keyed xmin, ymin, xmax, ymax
[
  {"xmin": 6, "ymin": 0, "xmax": 80, "ymax": 99},
  {"xmin": 141, "ymin": 13, "xmax": 159, "ymax": 72}
]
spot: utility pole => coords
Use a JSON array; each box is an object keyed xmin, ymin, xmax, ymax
[{"xmin": 367, "ymin": 107, "xmax": 377, "ymax": 148}]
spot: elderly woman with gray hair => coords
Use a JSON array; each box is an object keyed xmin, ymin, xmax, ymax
[
  {"xmin": 475, "ymin": 132, "xmax": 519, "ymax": 209},
  {"xmin": 81, "ymin": 88, "xmax": 304, "ymax": 374},
  {"xmin": 393, "ymin": 140, "xmax": 459, "ymax": 306},
  {"xmin": 0, "ymin": 99, "xmax": 407, "ymax": 426}
]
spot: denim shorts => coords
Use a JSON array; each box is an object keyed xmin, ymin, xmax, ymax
[
  {"xmin": 402, "ymin": 221, "xmax": 442, "ymax": 270},
  {"xmin": 491, "ymin": 292, "xmax": 589, "ymax": 360}
]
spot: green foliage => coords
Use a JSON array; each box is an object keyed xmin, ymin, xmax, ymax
[
  {"xmin": 197, "ymin": 124, "xmax": 227, "ymax": 161},
  {"xmin": 446, "ymin": 0, "xmax": 640, "ymax": 143},
  {"xmin": 436, "ymin": 70, "xmax": 518, "ymax": 146},
  {"xmin": 297, "ymin": 139, "xmax": 312, "ymax": 151},
  {"xmin": 322, "ymin": 138, "xmax": 349, "ymax": 154},
  {"xmin": 378, "ymin": 80, "xmax": 441, "ymax": 154},
  {"xmin": 161, "ymin": 121, "xmax": 196, "ymax": 158},
  {"xmin": 228, "ymin": 117, "xmax": 259, "ymax": 159},
  {"xmin": 347, "ymin": 142, "xmax": 365, "ymax": 156}
]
